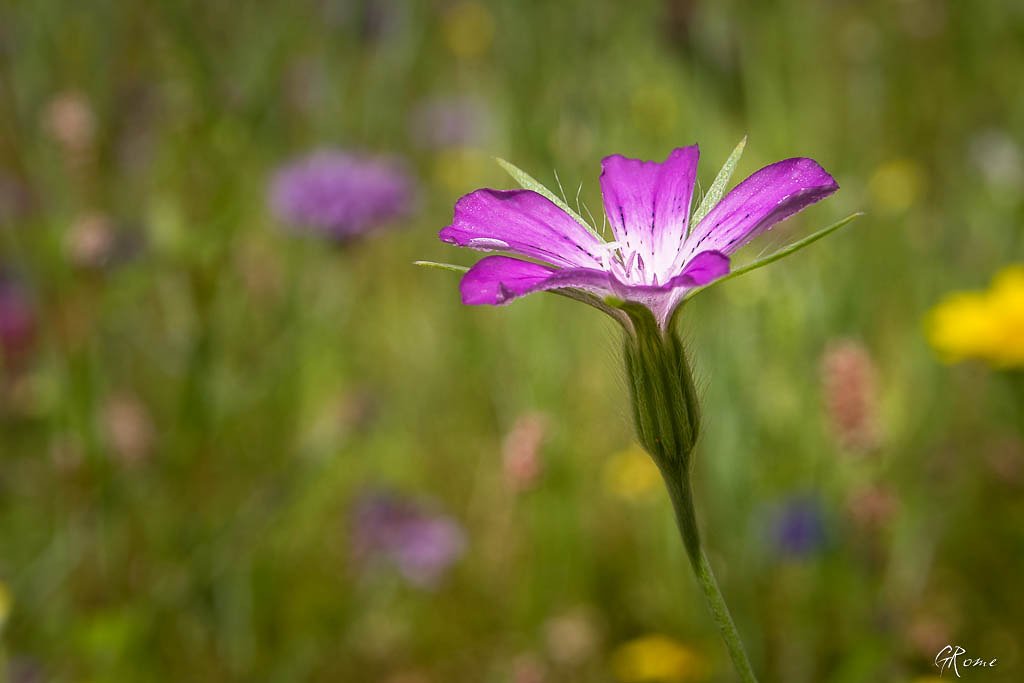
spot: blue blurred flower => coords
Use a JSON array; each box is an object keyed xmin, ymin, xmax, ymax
[
  {"xmin": 269, "ymin": 150, "xmax": 414, "ymax": 241},
  {"xmin": 768, "ymin": 496, "xmax": 828, "ymax": 558},
  {"xmin": 351, "ymin": 490, "xmax": 465, "ymax": 588}
]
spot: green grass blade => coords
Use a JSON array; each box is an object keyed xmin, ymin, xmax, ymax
[
  {"xmin": 691, "ymin": 136, "xmax": 747, "ymax": 228},
  {"xmin": 414, "ymin": 260, "xmax": 469, "ymax": 273},
  {"xmin": 495, "ymin": 157, "xmax": 599, "ymax": 236},
  {"xmin": 685, "ymin": 212, "xmax": 863, "ymax": 299}
]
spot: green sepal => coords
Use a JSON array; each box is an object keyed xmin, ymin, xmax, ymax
[
  {"xmin": 603, "ymin": 295, "xmax": 626, "ymax": 308},
  {"xmin": 413, "ymin": 260, "xmax": 469, "ymax": 273},
  {"xmin": 692, "ymin": 136, "xmax": 747, "ymax": 229},
  {"xmin": 619, "ymin": 302, "xmax": 700, "ymax": 472},
  {"xmin": 683, "ymin": 212, "xmax": 862, "ymax": 302}
]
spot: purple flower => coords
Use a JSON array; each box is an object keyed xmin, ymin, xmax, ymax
[
  {"xmin": 410, "ymin": 96, "xmax": 490, "ymax": 149},
  {"xmin": 269, "ymin": 150, "xmax": 413, "ymax": 241},
  {"xmin": 351, "ymin": 491, "xmax": 465, "ymax": 588},
  {"xmin": 0, "ymin": 272, "xmax": 36, "ymax": 369},
  {"xmin": 438, "ymin": 145, "xmax": 838, "ymax": 327},
  {"xmin": 768, "ymin": 496, "xmax": 828, "ymax": 558}
]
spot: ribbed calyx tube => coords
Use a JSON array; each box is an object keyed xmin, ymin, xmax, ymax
[{"xmin": 621, "ymin": 303, "xmax": 701, "ymax": 473}]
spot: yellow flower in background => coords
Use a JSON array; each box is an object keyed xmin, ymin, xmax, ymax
[
  {"xmin": 603, "ymin": 444, "xmax": 662, "ymax": 502},
  {"xmin": 927, "ymin": 292, "xmax": 1000, "ymax": 359},
  {"xmin": 926, "ymin": 264, "xmax": 1024, "ymax": 367},
  {"xmin": 0, "ymin": 580, "xmax": 11, "ymax": 630},
  {"xmin": 868, "ymin": 158, "xmax": 925, "ymax": 214},
  {"xmin": 443, "ymin": 2, "xmax": 494, "ymax": 59},
  {"xmin": 611, "ymin": 635, "xmax": 709, "ymax": 682},
  {"xmin": 432, "ymin": 148, "xmax": 490, "ymax": 196}
]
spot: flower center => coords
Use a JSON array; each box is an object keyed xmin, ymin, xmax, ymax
[{"xmin": 594, "ymin": 241, "xmax": 660, "ymax": 286}]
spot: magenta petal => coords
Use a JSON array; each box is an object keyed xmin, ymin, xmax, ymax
[
  {"xmin": 682, "ymin": 158, "xmax": 838, "ymax": 260},
  {"xmin": 599, "ymin": 146, "xmax": 700, "ymax": 274},
  {"xmin": 677, "ymin": 250, "xmax": 730, "ymax": 286},
  {"xmin": 440, "ymin": 189, "xmax": 604, "ymax": 269},
  {"xmin": 608, "ymin": 251, "xmax": 729, "ymax": 327},
  {"xmin": 459, "ymin": 256, "xmax": 612, "ymax": 305}
]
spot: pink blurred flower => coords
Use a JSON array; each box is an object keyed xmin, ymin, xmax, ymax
[
  {"xmin": 845, "ymin": 484, "xmax": 899, "ymax": 531},
  {"xmin": 820, "ymin": 339, "xmax": 881, "ymax": 453},
  {"xmin": 101, "ymin": 392, "xmax": 156, "ymax": 466},
  {"xmin": 502, "ymin": 412, "xmax": 547, "ymax": 493},
  {"xmin": 544, "ymin": 607, "xmax": 601, "ymax": 667},
  {"xmin": 510, "ymin": 654, "xmax": 548, "ymax": 683},
  {"xmin": 44, "ymin": 91, "xmax": 95, "ymax": 161}
]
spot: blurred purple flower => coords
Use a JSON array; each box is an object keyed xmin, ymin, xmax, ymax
[
  {"xmin": 269, "ymin": 150, "xmax": 414, "ymax": 241},
  {"xmin": 352, "ymin": 491, "xmax": 465, "ymax": 588},
  {"xmin": 768, "ymin": 496, "xmax": 827, "ymax": 558},
  {"xmin": 0, "ymin": 272, "xmax": 37, "ymax": 370},
  {"xmin": 410, "ymin": 96, "xmax": 490, "ymax": 150}
]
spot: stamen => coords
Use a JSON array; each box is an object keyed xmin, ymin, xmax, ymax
[
  {"xmin": 594, "ymin": 241, "xmax": 623, "ymax": 271},
  {"xmin": 624, "ymin": 250, "xmax": 637, "ymax": 279}
]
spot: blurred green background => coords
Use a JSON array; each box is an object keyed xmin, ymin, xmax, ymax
[{"xmin": 1, "ymin": 0, "xmax": 1023, "ymax": 681}]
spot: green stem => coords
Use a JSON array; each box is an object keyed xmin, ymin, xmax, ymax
[
  {"xmin": 618, "ymin": 302, "xmax": 758, "ymax": 682},
  {"xmin": 661, "ymin": 468, "xmax": 759, "ymax": 683}
]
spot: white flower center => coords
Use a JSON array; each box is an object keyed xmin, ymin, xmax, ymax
[{"xmin": 594, "ymin": 240, "xmax": 659, "ymax": 286}]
